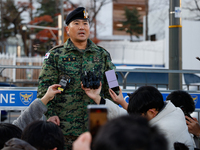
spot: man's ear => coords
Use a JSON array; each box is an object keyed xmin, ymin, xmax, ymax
[
  {"xmin": 145, "ymin": 108, "xmax": 158, "ymax": 120},
  {"xmin": 148, "ymin": 108, "xmax": 158, "ymax": 118},
  {"xmin": 66, "ymin": 26, "xmax": 69, "ymax": 34}
]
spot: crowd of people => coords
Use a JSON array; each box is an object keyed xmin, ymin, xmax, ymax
[
  {"xmin": 1, "ymin": 6, "xmax": 200, "ymax": 150},
  {"xmin": 1, "ymin": 83, "xmax": 200, "ymax": 150}
]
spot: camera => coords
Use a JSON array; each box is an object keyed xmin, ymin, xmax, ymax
[{"xmin": 81, "ymin": 71, "xmax": 101, "ymax": 89}]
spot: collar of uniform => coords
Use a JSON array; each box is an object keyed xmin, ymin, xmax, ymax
[
  {"xmin": 64, "ymin": 39, "xmax": 76, "ymax": 50},
  {"xmin": 64, "ymin": 38, "xmax": 99, "ymax": 52},
  {"xmin": 86, "ymin": 39, "xmax": 99, "ymax": 52}
]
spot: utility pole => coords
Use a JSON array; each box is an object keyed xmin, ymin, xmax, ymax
[
  {"xmin": 145, "ymin": 0, "xmax": 149, "ymax": 41},
  {"xmin": 1, "ymin": 0, "xmax": 3, "ymax": 39},
  {"xmin": 94, "ymin": 0, "xmax": 97, "ymax": 41},
  {"xmin": 61, "ymin": 0, "xmax": 64, "ymax": 43},
  {"xmin": 30, "ymin": 0, "xmax": 33, "ymax": 21},
  {"xmin": 169, "ymin": 0, "xmax": 182, "ymax": 90},
  {"xmin": 29, "ymin": 0, "xmax": 33, "ymax": 56}
]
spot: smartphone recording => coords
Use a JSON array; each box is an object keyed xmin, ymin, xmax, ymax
[
  {"xmin": 105, "ymin": 69, "xmax": 119, "ymax": 94},
  {"xmin": 87, "ymin": 105, "xmax": 108, "ymax": 141}
]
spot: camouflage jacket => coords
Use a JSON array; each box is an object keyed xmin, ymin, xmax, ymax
[{"xmin": 37, "ymin": 39, "xmax": 116, "ymax": 136}]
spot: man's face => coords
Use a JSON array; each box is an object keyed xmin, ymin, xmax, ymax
[{"xmin": 66, "ymin": 19, "xmax": 90, "ymax": 43}]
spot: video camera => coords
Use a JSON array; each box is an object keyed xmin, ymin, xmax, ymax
[{"xmin": 58, "ymin": 75, "xmax": 71, "ymax": 92}]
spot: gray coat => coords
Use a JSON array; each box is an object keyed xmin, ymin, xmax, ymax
[{"xmin": 12, "ymin": 99, "xmax": 47, "ymax": 130}]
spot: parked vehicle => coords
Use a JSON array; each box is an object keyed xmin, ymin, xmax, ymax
[
  {"xmin": 1, "ymin": 110, "xmax": 7, "ymax": 121},
  {"xmin": 115, "ymin": 66, "xmax": 200, "ymax": 91}
]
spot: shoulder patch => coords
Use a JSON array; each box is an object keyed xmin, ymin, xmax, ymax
[{"xmin": 44, "ymin": 52, "xmax": 50, "ymax": 59}]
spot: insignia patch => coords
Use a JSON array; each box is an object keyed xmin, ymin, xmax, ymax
[
  {"xmin": 20, "ymin": 92, "xmax": 33, "ymax": 105},
  {"xmin": 192, "ymin": 95, "xmax": 198, "ymax": 105},
  {"xmin": 83, "ymin": 9, "xmax": 89, "ymax": 19},
  {"xmin": 93, "ymin": 57, "xmax": 99, "ymax": 62},
  {"xmin": 44, "ymin": 52, "xmax": 50, "ymax": 59},
  {"xmin": 63, "ymin": 57, "xmax": 76, "ymax": 62}
]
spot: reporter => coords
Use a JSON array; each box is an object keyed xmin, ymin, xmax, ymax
[
  {"xmin": 81, "ymin": 82, "xmax": 128, "ymax": 109},
  {"xmin": 0, "ymin": 123, "xmax": 22, "ymax": 149},
  {"xmin": 81, "ymin": 82, "xmax": 127, "ymax": 120},
  {"xmin": 73, "ymin": 115, "xmax": 168, "ymax": 150},
  {"xmin": 2, "ymin": 138, "xmax": 36, "ymax": 150},
  {"xmin": 12, "ymin": 84, "xmax": 61, "ymax": 130},
  {"xmin": 109, "ymin": 87, "xmax": 128, "ymax": 110},
  {"xmin": 82, "ymin": 84, "xmax": 194, "ymax": 150},
  {"xmin": 21, "ymin": 120, "xmax": 64, "ymax": 150}
]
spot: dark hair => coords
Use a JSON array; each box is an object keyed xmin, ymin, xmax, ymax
[
  {"xmin": 21, "ymin": 120, "xmax": 64, "ymax": 150},
  {"xmin": 2, "ymin": 138, "xmax": 36, "ymax": 150},
  {"xmin": 166, "ymin": 90, "xmax": 195, "ymax": 114},
  {"xmin": 127, "ymin": 86, "xmax": 164, "ymax": 115},
  {"xmin": 174, "ymin": 142, "xmax": 189, "ymax": 150},
  {"xmin": 93, "ymin": 115, "xmax": 168, "ymax": 150},
  {"xmin": 0, "ymin": 123, "xmax": 22, "ymax": 149}
]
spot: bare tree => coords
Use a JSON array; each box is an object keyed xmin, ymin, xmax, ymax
[
  {"xmin": 1, "ymin": 0, "xmax": 32, "ymax": 56},
  {"xmin": 182, "ymin": 0, "xmax": 200, "ymax": 21},
  {"xmin": 2, "ymin": 1, "xmax": 31, "ymax": 35},
  {"xmin": 84, "ymin": 0, "xmax": 118, "ymax": 41}
]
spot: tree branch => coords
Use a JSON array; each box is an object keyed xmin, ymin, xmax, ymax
[{"xmin": 194, "ymin": 0, "xmax": 200, "ymax": 11}]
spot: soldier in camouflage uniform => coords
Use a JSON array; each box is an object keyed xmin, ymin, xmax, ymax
[{"xmin": 37, "ymin": 7, "xmax": 116, "ymax": 150}]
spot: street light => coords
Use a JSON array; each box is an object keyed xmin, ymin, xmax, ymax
[
  {"xmin": 16, "ymin": 34, "xmax": 21, "ymax": 57},
  {"xmin": 58, "ymin": 14, "xmax": 62, "ymax": 45},
  {"xmin": 30, "ymin": 34, "xmax": 36, "ymax": 57},
  {"xmin": 22, "ymin": 25, "xmax": 27, "ymax": 31}
]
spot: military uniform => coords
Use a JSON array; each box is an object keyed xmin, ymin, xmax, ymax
[
  {"xmin": 38, "ymin": 6, "xmax": 116, "ymax": 149},
  {"xmin": 37, "ymin": 38, "xmax": 115, "ymax": 135}
]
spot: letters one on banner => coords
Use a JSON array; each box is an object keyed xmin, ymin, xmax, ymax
[{"xmin": 0, "ymin": 90, "xmax": 37, "ymax": 107}]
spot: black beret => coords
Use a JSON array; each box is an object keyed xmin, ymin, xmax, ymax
[{"xmin": 65, "ymin": 7, "xmax": 89, "ymax": 25}]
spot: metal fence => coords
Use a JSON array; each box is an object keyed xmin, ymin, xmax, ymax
[
  {"xmin": 1, "ymin": 65, "xmax": 200, "ymax": 91},
  {"xmin": 0, "ymin": 53, "xmax": 44, "ymax": 82}
]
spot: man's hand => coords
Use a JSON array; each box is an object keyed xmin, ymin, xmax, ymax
[
  {"xmin": 47, "ymin": 116, "xmax": 60, "ymax": 126},
  {"xmin": 186, "ymin": 116, "xmax": 200, "ymax": 136},
  {"xmin": 81, "ymin": 82, "xmax": 102, "ymax": 104},
  {"xmin": 41, "ymin": 84, "xmax": 61, "ymax": 105},
  {"xmin": 109, "ymin": 87, "xmax": 128, "ymax": 110},
  {"xmin": 73, "ymin": 132, "xmax": 91, "ymax": 150}
]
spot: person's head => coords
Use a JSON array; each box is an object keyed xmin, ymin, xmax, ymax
[
  {"xmin": 2, "ymin": 138, "xmax": 36, "ymax": 150},
  {"xmin": 21, "ymin": 120, "xmax": 64, "ymax": 150},
  {"xmin": 92, "ymin": 115, "xmax": 168, "ymax": 150},
  {"xmin": 0, "ymin": 123, "xmax": 22, "ymax": 149},
  {"xmin": 127, "ymin": 86, "xmax": 164, "ymax": 120},
  {"xmin": 65, "ymin": 7, "xmax": 90, "ymax": 43},
  {"xmin": 166, "ymin": 90, "xmax": 195, "ymax": 114},
  {"xmin": 174, "ymin": 142, "xmax": 189, "ymax": 150}
]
